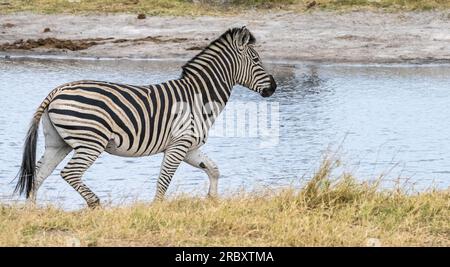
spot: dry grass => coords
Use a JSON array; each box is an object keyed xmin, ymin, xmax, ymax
[
  {"xmin": 1, "ymin": 0, "xmax": 449, "ymax": 15},
  {"xmin": 0, "ymin": 157, "xmax": 448, "ymax": 247}
]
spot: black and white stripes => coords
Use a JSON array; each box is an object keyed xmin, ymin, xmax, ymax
[{"xmin": 15, "ymin": 26, "xmax": 277, "ymax": 207}]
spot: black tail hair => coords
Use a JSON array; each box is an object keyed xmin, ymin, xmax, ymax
[{"xmin": 14, "ymin": 117, "xmax": 40, "ymax": 198}]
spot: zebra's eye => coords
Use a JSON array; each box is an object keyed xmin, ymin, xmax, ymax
[{"xmin": 253, "ymin": 57, "xmax": 260, "ymax": 63}]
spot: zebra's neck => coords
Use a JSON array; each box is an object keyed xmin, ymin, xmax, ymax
[
  {"xmin": 178, "ymin": 72, "xmax": 232, "ymax": 131},
  {"xmin": 182, "ymin": 71, "xmax": 233, "ymax": 106},
  {"xmin": 181, "ymin": 41, "xmax": 238, "ymax": 110}
]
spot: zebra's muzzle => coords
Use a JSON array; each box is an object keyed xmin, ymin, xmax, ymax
[{"xmin": 261, "ymin": 75, "xmax": 277, "ymax": 98}]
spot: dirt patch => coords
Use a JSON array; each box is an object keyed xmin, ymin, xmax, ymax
[
  {"xmin": 0, "ymin": 35, "xmax": 191, "ymax": 52},
  {"xmin": 0, "ymin": 37, "xmax": 112, "ymax": 51},
  {"xmin": 1, "ymin": 23, "xmax": 15, "ymax": 28},
  {"xmin": 186, "ymin": 45, "xmax": 206, "ymax": 51},
  {"xmin": 336, "ymin": 35, "xmax": 378, "ymax": 42},
  {"xmin": 126, "ymin": 36, "xmax": 189, "ymax": 44}
]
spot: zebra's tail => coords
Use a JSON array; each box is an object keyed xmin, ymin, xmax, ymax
[{"xmin": 14, "ymin": 93, "xmax": 54, "ymax": 198}]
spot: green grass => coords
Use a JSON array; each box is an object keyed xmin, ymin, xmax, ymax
[
  {"xmin": 1, "ymin": 0, "xmax": 449, "ymax": 15},
  {"xmin": 1, "ymin": 157, "xmax": 448, "ymax": 246}
]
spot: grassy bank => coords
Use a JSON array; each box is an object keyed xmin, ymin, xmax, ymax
[
  {"xmin": 1, "ymin": 0, "xmax": 450, "ymax": 15},
  {"xmin": 1, "ymin": 158, "xmax": 448, "ymax": 246}
]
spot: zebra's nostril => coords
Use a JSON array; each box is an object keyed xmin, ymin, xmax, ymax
[{"xmin": 261, "ymin": 87, "xmax": 274, "ymax": 98}]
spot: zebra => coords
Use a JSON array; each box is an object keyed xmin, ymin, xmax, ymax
[{"xmin": 14, "ymin": 26, "xmax": 277, "ymax": 208}]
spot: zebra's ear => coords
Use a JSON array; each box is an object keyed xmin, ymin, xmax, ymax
[{"xmin": 237, "ymin": 26, "xmax": 255, "ymax": 48}]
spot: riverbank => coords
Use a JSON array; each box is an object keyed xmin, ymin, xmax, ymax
[
  {"xmin": 1, "ymin": 11, "xmax": 449, "ymax": 63},
  {"xmin": 1, "ymin": 159, "xmax": 448, "ymax": 247}
]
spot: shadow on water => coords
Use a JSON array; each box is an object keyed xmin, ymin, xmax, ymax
[
  {"xmin": 270, "ymin": 64, "xmax": 333, "ymax": 100},
  {"xmin": 299, "ymin": 65, "xmax": 328, "ymax": 93}
]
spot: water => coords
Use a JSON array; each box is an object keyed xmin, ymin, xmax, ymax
[{"xmin": 0, "ymin": 58, "xmax": 449, "ymax": 209}]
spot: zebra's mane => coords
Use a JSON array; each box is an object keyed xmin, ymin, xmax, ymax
[{"xmin": 181, "ymin": 27, "xmax": 256, "ymax": 78}]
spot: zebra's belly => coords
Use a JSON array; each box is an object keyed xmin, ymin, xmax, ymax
[
  {"xmin": 104, "ymin": 135, "xmax": 152, "ymax": 157},
  {"xmin": 104, "ymin": 144, "xmax": 143, "ymax": 157}
]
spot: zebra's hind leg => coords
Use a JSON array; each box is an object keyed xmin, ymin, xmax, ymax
[
  {"xmin": 30, "ymin": 145, "xmax": 72, "ymax": 203},
  {"xmin": 184, "ymin": 149, "xmax": 220, "ymax": 198},
  {"xmin": 60, "ymin": 146, "xmax": 104, "ymax": 208},
  {"xmin": 29, "ymin": 111, "xmax": 72, "ymax": 203}
]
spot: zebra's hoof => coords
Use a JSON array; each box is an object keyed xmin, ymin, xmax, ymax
[
  {"xmin": 25, "ymin": 199, "xmax": 38, "ymax": 209},
  {"xmin": 87, "ymin": 199, "xmax": 101, "ymax": 209}
]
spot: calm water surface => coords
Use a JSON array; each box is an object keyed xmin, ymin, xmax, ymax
[{"xmin": 0, "ymin": 58, "xmax": 449, "ymax": 209}]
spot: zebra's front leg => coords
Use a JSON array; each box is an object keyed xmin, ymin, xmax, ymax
[
  {"xmin": 154, "ymin": 142, "xmax": 190, "ymax": 201},
  {"xmin": 184, "ymin": 149, "xmax": 220, "ymax": 198}
]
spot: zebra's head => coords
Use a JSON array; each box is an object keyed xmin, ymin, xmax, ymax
[{"xmin": 232, "ymin": 26, "xmax": 277, "ymax": 97}]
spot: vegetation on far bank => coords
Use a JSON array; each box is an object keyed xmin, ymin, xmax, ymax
[
  {"xmin": 1, "ymin": 0, "xmax": 449, "ymax": 15},
  {"xmin": 1, "ymin": 157, "xmax": 448, "ymax": 247}
]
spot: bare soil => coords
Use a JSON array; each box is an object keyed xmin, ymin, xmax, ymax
[{"xmin": 0, "ymin": 11, "xmax": 449, "ymax": 63}]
